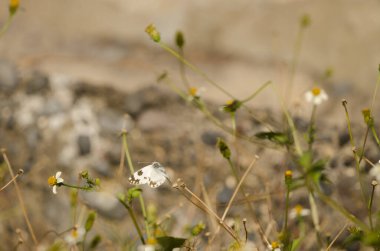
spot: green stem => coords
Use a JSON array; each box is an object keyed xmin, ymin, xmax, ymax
[
  {"xmin": 240, "ymin": 81, "xmax": 272, "ymax": 103},
  {"xmin": 231, "ymin": 113, "xmax": 237, "ymax": 138},
  {"xmin": 286, "ymin": 25, "xmax": 306, "ymax": 105},
  {"xmin": 315, "ymin": 187, "xmax": 369, "ymax": 232},
  {"xmin": 118, "ymin": 197, "xmax": 146, "ymax": 244},
  {"xmin": 0, "ymin": 14, "xmax": 15, "ymax": 39},
  {"xmin": 342, "ymin": 100, "xmax": 367, "ymax": 204},
  {"xmin": 178, "ymin": 48, "xmax": 190, "ymax": 89},
  {"xmin": 368, "ymin": 182, "xmax": 377, "ymax": 230},
  {"xmin": 121, "ymin": 132, "xmax": 151, "ymax": 240},
  {"xmin": 61, "ymin": 183, "xmax": 91, "ymax": 191},
  {"xmin": 307, "ymin": 105, "xmax": 317, "ymax": 152},
  {"xmin": 158, "ymin": 42, "xmax": 234, "ymax": 99},
  {"xmin": 370, "ymin": 126, "xmax": 380, "ymax": 147},
  {"xmin": 284, "ymin": 185, "xmax": 291, "ymax": 231}
]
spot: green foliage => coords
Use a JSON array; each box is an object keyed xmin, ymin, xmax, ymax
[
  {"xmin": 156, "ymin": 236, "xmax": 187, "ymax": 251},
  {"xmin": 217, "ymin": 137, "xmax": 231, "ymax": 160},
  {"xmin": 222, "ymin": 100, "xmax": 242, "ymax": 113},
  {"xmin": 85, "ymin": 211, "xmax": 96, "ymax": 232},
  {"xmin": 255, "ymin": 131, "xmax": 293, "ymax": 146}
]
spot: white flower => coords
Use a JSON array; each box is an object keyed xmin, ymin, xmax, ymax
[
  {"xmin": 64, "ymin": 226, "xmax": 85, "ymax": 245},
  {"xmin": 268, "ymin": 241, "xmax": 282, "ymax": 251},
  {"xmin": 289, "ymin": 204, "xmax": 311, "ymax": 219},
  {"xmin": 188, "ymin": 86, "xmax": 205, "ymax": 101},
  {"xmin": 137, "ymin": 244, "xmax": 155, "ymax": 251},
  {"xmin": 369, "ymin": 160, "xmax": 380, "ymax": 182},
  {"xmin": 305, "ymin": 87, "xmax": 328, "ymax": 105},
  {"xmin": 47, "ymin": 171, "xmax": 64, "ymax": 194}
]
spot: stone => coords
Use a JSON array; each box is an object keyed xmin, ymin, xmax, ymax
[{"xmin": 0, "ymin": 60, "xmax": 19, "ymax": 93}]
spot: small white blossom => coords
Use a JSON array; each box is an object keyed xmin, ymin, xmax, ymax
[
  {"xmin": 64, "ymin": 226, "xmax": 85, "ymax": 245},
  {"xmin": 137, "ymin": 244, "xmax": 155, "ymax": 251},
  {"xmin": 305, "ymin": 87, "xmax": 328, "ymax": 105},
  {"xmin": 188, "ymin": 86, "xmax": 205, "ymax": 101},
  {"xmin": 369, "ymin": 160, "xmax": 380, "ymax": 182},
  {"xmin": 47, "ymin": 171, "xmax": 64, "ymax": 194},
  {"xmin": 289, "ymin": 204, "xmax": 311, "ymax": 219},
  {"xmin": 268, "ymin": 241, "xmax": 282, "ymax": 251}
]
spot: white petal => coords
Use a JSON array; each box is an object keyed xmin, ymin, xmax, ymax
[
  {"xmin": 57, "ymin": 178, "xmax": 64, "ymax": 183},
  {"xmin": 53, "ymin": 185, "xmax": 57, "ymax": 194},
  {"xmin": 305, "ymin": 91, "xmax": 313, "ymax": 102},
  {"xmin": 56, "ymin": 171, "xmax": 62, "ymax": 178}
]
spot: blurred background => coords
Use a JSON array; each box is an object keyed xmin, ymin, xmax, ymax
[{"xmin": 1, "ymin": 0, "xmax": 380, "ymax": 105}]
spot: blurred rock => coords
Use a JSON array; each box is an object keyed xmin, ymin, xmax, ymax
[
  {"xmin": 81, "ymin": 187, "xmax": 126, "ymax": 220},
  {"xmin": 137, "ymin": 109, "xmax": 173, "ymax": 132},
  {"xmin": 25, "ymin": 71, "xmax": 50, "ymax": 94},
  {"xmin": 0, "ymin": 59, "xmax": 18, "ymax": 93},
  {"xmin": 201, "ymin": 130, "xmax": 223, "ymax": 147},
  {"xmin": 77, "ymin": 135, "xmax": 91, "ymax": 156}
]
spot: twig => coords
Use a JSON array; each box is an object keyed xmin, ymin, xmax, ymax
[
  {"xmin": 1, "ymin": 149, "xmax": 38, "ymax": 245},
  {"xmin": 172, "ymin": 179, "xmax": 240, "ymax": 243},
  {"xmin": 325, "ymin": 223, "xmax": 348, "ymax": 251},
  {"xmin": 0, "ymin": 169, "xmax": 23, "ymax": 192}
]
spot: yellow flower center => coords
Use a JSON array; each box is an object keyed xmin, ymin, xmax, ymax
[
  {"xmin": 9, "ymin": 0, "xmax": 19, "ymax": 8},
  {"xmin": 147, "ymin": 237, "xmax": 157, "ymax": 245},
  {"xmin": 285, "ymin": 170, "xmax": 293, "ymax": 178},
  {"xmin": 311, "ymin": 87, "xmax": 321, "ymax": 96},
  {"xmin": 271, "ymin": 241, "xmax": 280, "ymax": 248},
  {"xmin": 189, "ymin": 87, "xmax": 198, "ymax": 97},
  {"xmin": 71, "ymin": 229, "xmax": 78, "ymax": 238},
  {"xmin": 295, "ymin": 204, "xmax": 303, "ymax": 215},
  {"xmin": 48, "ymin": 176, "xmax": 57, "ymax": 186},
  {"xmin": 226, "ymin": 99, "xmax": 234, "ymax": 105}
]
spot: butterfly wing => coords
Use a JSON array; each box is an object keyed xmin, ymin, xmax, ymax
[
  {"xmin": 147, "ymin": 163, "xmax": 168, "ymax": 188},
  {"xmin": 128, "ymin": 164, "xmax": 154, "ymax": 186}
]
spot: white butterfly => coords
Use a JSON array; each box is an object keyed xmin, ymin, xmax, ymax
[{"xmin": 128, "ymin": 162, "xmax": 168, "ymax": 188}]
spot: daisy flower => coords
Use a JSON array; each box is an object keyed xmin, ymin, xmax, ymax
[
  {"xmin": 369, "ymin": 160, "xmax": 380, "ymax": 183},
  {"xmin": 64, "ymin": 226, "xmax": 85, "ymax": 245},
  {"xmin": 305, "ymin": 87, "xmax": 328, "ymax": 105},
  {"xmin": 188, "ymin": 86, "xmax": 205, "ymax": 101},
  {"xmin": 268, "ymin": 241, "xmax": 282, "ymax": 251},
  {"xmin": 289, "ymin": 204, "xmax": 311, "ymax": 219},
  {"xmin": 47, "ymin": 171, "xmax": 64, "ymax": 194}
]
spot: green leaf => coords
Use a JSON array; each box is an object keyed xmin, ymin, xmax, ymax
[
  {"xmin": 85, "ymin": 211, "xmax": 97, "ymax": 232},
  {"xmin": 255, "ymin": 131, "xmax": 293, "ymax": 146},
  {"xmin": 157, "ymin": 236, "xmax": 187, "ymax": 251},
  {"xmin": 89, "ymin": 235, "xmax": 102, "ymax": 249},
  {"xmin": 222, "ymin": 100, "xmax": 242, "ymax": 113},
  {"xmin": 217, "ymin": 138, "xmax": 231, "ymax": 160}
]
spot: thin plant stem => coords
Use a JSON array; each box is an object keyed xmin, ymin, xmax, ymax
[
  {"xmin": 241, "ymin": 81, "xmax": 272, "ymax": 103},
  {"xmin": 61, "ymin": 183, "xmax": 92, "ymax": 191},
  {"xmin": 342, "ymin": 100, "xmax": 367, "ymax": 204},
  {"xmin": 231, "ymin": 113, "xmax": 237, "ymax": 138},
  {"xmin": 158, "ymin": 42, "xmax": 234, "ymax": 99},
  {"xmin": 368, "ymin": 181, "xmax": 377, "ymax": 230},
  {"xmin": 210, "ymin": 157, "xmax": 258, "ymax": 242},
  {"xmin": 121, "ymin": 132, "xmax": 151, "ymax": 240},
  {"xmin": 370, "ymin": 67, "xmax": 380, "ymax": 112},
  {"xmin": 283, "ymin": 184, "xmax": 291, "ymax": 232},
  {"xmin": 285, "ymin": 22, "xmax": 307, "ymax": 106},
  {"xmin": 0, "ymin": 169, "xmax": 23, "ymax": 192},
  {"xmin": 222, "ymin": 157, "xmax": 258, "ymax": 221},
  {"xmin": 307, "ymin": 104, "xmax": 317, "ymax": 152},
  {"xmin": 178, "ymin": 48, "xmax": 190, "ymax": 90},
  {"xmin": 1, "ymin": 150, "xmax": 38, "ymax": 245},
  {"xmin": 314, "ymin": 187, "xmax": 369, "ymax": 232},
  {"xmin": 172, "ymin": 179, "xmax": 240, "ymax": 243},
  {"xmin": 118, "ymin": 197, "xmax": 146, "ymax": 244},
  {"xmin": 0, "ymin": 14, "xmax": 15, "ymax": 38},
  {"xmin": 370, "ymin": 126, "xmax": 380, "ymax": 147},
  {"xmin": 326, "ymin": 223, "xmax": 348, "ymax": 251},
  {"xmin": 359, "ymin": 126, "xmax": 370, "ymax": 164}
]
